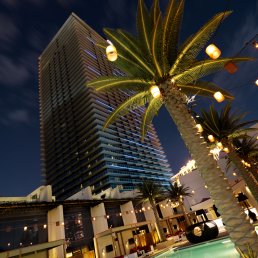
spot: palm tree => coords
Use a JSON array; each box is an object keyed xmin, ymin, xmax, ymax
[
  {"xmin": 233, "ymin": 136, "xmax": 258, "ymax": 179},
  {"xmin": 198, "ymin": 104, "xmax": 258, "ymax": 202},
  {"xmin": 166, "ymin": 182, "xmax": 192, "ymax": 226},
  {"xmin": 136, "ymin": 180, "xmax": 166, "ymax": 242},
  {"xmin": 88, "ymin": 0, "xmax": 258, "ymax": 252}
]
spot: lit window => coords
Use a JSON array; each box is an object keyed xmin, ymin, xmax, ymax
[{"xmin": 84, "ymin": 50, "xmax": 97, "ymax": 60}]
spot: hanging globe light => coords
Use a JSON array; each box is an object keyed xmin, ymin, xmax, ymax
[
  {"xmin": 106, "ymin": 45, "xmax": 118, "ymax": 61},
  {"xmin": 150, "ymin": 85, "xmax": 161, "ymax": 98},
  {"xmin": 224, "ymin": 62, "xmax": 238, "ymax": 74},
  {"xmin": 213, "ymin": 91, "xmax": 225, "ymax": 102},
  {"xmin": 206, "ymin": 44, "xmax": 221, "ymax": 59}
]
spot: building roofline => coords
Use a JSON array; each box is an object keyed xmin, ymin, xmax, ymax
[{"xmin": 39, "ymin": 12, "xmax": 103, "ymax": 59}]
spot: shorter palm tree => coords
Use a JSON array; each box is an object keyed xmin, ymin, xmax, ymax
[
  {"xmin": 166, "ymin": 182, "xmax": 192, "ymax": 226},
  {"xmin": 232, "ymin": 137, "xmax": 258, "ymax": 184},
  {"xmin": 136, "ymin": 180, "xmax": 166, "ymax": 242},
  {"xmin": 197, "ymin": 103, "xmax": 258, "ymax": 201}
]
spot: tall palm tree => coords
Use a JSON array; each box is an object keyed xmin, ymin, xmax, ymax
[
  {"xmin": 88, "ymin": 0, "xmax": 258, "ymax": 252},
  {"xmin": 198, "ymin": 104, "xmax": 258, "ymax": 202},
  {"xmin": 136, "ymin": 180, "xmax": 166, "ymax": 242},
  {"xmin": 166, "ymin": 182, "xmax": 192, "ymax": 226}
]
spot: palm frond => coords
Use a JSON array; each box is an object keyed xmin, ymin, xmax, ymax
[
  {"xmin": 87, "ymin": 76, "xmax": 150, "ymax": 92},
  {"xmin": 137, "ymin": 0, "xmax": 152, "ymax": 55},
  {"xmin": 96, "ymin": 40, "xmax": 153, "ymax": 78},
  {"xmin": 174, "ymin": 57, "xmax": 253, "ymax": 84},
  {"xmin": 179, "ymin": 81, "xmax": 233, "ymax": 100},
  {"xmin": 161, "ymin": 0, "xmax": 179, "ymax": 72},
  {"xmin": 228, "ymin": 128, "xmax": 258, "ymax": 139},
  {"xmin": 166, "ymin": 0, "xmax": 185, "ymax": 67},
  {"xmin": 150, "ymin": 0, "xmax": 161, "ymax": 26},
  {"xmin": 170, "ymin": 11, "xmax": 232, "ymax": 76},
  {"xmin": 103, "ymin": 28, "xmax": 155, "ymax": 77},
  {"xmin": 136, "ymin": 179, "xmax": 165, "ymax": 200},
  {"xmin": 151, "ymin": 14, "xmax": 163, "ymax": 77},
  {"xmin": 141, "ymin": 98, "xmax": 163, "ymax": 141},
  {"xmin": 103, "ymin": 91, "xmax": 150, "ymax": 129},
  {"xmin": 166, "ymin": 182, "xmax": 192, "ymax": 202},
  {"xmin": 199, "ymin": 104, "xmax": 258, "ymax": 144}
]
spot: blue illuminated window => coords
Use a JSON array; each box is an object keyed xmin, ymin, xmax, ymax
[
  {"xmin": 84, "ymin": 50, "xmax": 97, "ymax": 59},
  {"xmin": 88, "ymin": 66, "xmax": 101, "ymax": 75}
]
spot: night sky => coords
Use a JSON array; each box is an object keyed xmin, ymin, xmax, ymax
[{"xmin": 0, "ymin": 0, "xmax": 257, "ymax": 196}]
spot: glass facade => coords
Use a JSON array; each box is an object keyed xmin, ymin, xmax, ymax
[{"xmin": 39, "ymin": 13, "xmax": 172, "ymax": 200}]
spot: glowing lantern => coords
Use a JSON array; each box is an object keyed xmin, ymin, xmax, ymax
[
  {"xmin": 224, "ymin": 62, "xmax": 238, "ymax": 74},
  {"xmin": 255, "ymin": 79, "xmax": 258, "ymax": 86},
  {"xmin": 217, "ymin": 142, "xmax": 223, "ymax": 149},
  {"xmin": 206, "ymin": 44, "xmax": 221, "ymax": 59},
  {"xmin": 208, "ymin": 135, "xmax": 215, "ymax": 142},
  {"xmin": 196, "ymin": 124, "xmax": 203, "ymax": 133},
  {"xmin": 106, "ymin": 45, "xmax": 118, "ymax": 61},
  {"xmin": 223, "ymin": 147, "xmax": 229, "ymax": 153},
  {"xmin": 213, "ymin": 91, "xmax": 225, "ymax": 102},
  {"xmin": 253, "ymin": 41, "xmax": 258, "ymax": 49},
  {"xmin": 150, "ymin": 85, "xmax": 161, "ymax": 98}
]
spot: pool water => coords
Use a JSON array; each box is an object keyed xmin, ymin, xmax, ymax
[{"xmin": 155, "ymin": 238, "xmax": 240, "ymax": 258}]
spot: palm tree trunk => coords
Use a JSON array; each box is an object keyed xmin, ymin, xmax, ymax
[
  {"xmin": 149, "ymin": 198, "xmax": 167, "ymax": 242},
  {"xmin": 226, "ymin": 144, "xmax": 258, "ymax": 203},
  {"xmin": 179, "ymin": 201, "xmax": 191, "ymax": 226},
  {"xmin": 161, "ymin": 82, "xmax": 258, "ymax": 253}
]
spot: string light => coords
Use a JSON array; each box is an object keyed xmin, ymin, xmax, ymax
[
  {"xmin": 223, "ymin": 147, "xmax": 229, "ymax": 153},
  {"xmin": 208, "ymin": 135, "xmax": 215, "ymax": 142},
  {"xmin": 255, "ymin": 79, "xmax": 258, "ymax": 86},
  {"xmin": 196, "ymin": 124, "xmax": 203, "ymax": 133},
  {"xmin": 217, "ymin": 142, "xmax": 223, "ymax": 149}
]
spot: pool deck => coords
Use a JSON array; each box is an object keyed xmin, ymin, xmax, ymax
[{"xmin": 149, "ymin": 231, "xmax": 229, "ymax": 257}]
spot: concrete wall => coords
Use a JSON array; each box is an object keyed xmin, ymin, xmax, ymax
[
  {"xmin": 158, "ymin": 199, "xmax": 174, "ymax": 218},
  {"xmin": 179, "ymin": 169, "xmax": 210, "ymax": 210},
  {"xmin": 121, "ymin": 201, "xmax": 137, "ymax": 225},
  {"xmin": 47, "ymin": 205, "xmax": 65, "ymax": 258},
  {"xmin": 91, "ymin": 203, "xmax": 108, "ymax": 235},
  {"xmin": 141, "ymin": 202, "xmax": 155, "ymax": 222}
]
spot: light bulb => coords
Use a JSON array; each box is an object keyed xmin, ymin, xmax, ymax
[
  {"xmin": 196, "ymin": 124, "xmax": 203, "ymax": 133},
  {"xmin": 206, "ymin": 44, "xmax": 221, "ymax": 59},
  {"xmin": 208, "ymin": 135, "xmax": 215, "ymax": 142},
  {"xmin": 106, "ymin": 45, "xmax": 118, "ymax": 61},
  {"xmin": 150, "ymin": 85, "xmax": 161, "ymax": 98},
  {"xmin": 214, "ymin": 91, "xmax": 225, "ymax": 102}
]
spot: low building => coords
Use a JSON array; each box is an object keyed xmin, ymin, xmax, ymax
[
  {"xmin": 0, "ymin": 186, "xmax": 190, "ymax": 258},
  {"xmin": 172, "ymin": 154, "xmax": 258, "ymax": 231}
]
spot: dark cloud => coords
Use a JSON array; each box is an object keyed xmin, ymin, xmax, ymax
[
  {"xmin": 0, "ymin": 55, "xmax": 31, "ymax": 87},
  {"xmin": 0, "ymin": 109, "xmax": 31, "ymax": 126},
  {"xmin": 7, "ymin": 109, "xmax": 30, "ymax": 123},
  {"xmin": 0, "ymin": 14, "xmax": 20, "ymax": 47},
  {"xmin": 1, "ymin": 0, "xmax": 45, "ymax": 8}
]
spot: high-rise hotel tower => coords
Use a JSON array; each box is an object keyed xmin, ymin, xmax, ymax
[{"xmin": 39, "ymin": 13, "xmax": 171, "ymax": 200}]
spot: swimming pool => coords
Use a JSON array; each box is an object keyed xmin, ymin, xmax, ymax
[{"xmin": 155, "ymin": 237, "xmax": 240, "ymax": 258}]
